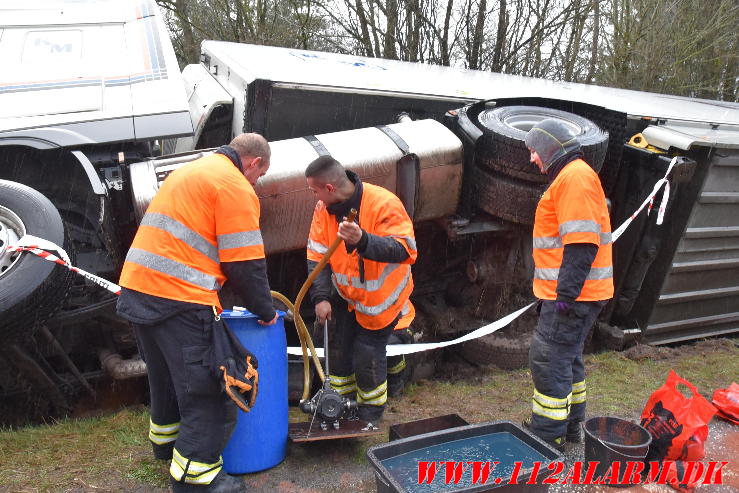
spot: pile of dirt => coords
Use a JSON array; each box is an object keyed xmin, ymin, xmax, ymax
[
  {"xmin": 623, "ymin": 343, "xmax": 677, "ymax": 361},
  {"xmin": 624, "ymin": 337, "xmax": 737, "ymax": 361}
]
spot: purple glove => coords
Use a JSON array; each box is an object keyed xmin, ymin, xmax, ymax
[{"xmin": 555, "ymin": 301, "xmax": 573, "ymax": 317}]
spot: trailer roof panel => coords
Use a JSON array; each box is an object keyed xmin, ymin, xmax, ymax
[{"xmin": 204, "ymin": 41, "xmax": 739, "ymax": 127}]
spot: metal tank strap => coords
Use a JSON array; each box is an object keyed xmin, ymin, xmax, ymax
[
  {"xmin": 304, "ymin": 135, "xmax": 331, "ymax": 157},
  {"xmin": 375, "ymin": 125, "xmax": 419, "ymax": 220},
  {"xmin": 375, "ymin": 125, "xmax": 410, "ymax": 155}
]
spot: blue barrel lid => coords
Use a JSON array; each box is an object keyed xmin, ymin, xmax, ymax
[{"xmin": 221, "ymin": 308, "xmax": 286, "ymax": 319}]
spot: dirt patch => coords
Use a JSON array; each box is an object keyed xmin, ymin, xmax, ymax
[
  {"xmin": 1, "ymin": 337, "xmax": 737, "ymax": 493},
  {"xmin": 624, "ymin": 338, "xmax": 736, "ymax": 362},
  {"xmin": 623, "ymin": 343, "xmax": 677, "ymax": 361}
]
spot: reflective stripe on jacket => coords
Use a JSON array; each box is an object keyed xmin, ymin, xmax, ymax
[
  {"xmin": 307, "ymin": 183, "xmax": 416, "ymax": 329},
  {"xmin": 533, "ymin": 159, "xmax": 613, "ymax": 301},
  {"xmin": 120, "ymin": 153, "xmax": 265, "ymax": 310}
]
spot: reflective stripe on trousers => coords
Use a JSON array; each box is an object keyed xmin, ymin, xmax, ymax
[
  {"xmin": 532, "ymin": 389, "xmax": 571, "ymax": 421},
  {"xmin": 329, "ymin": 373, "xmax": 357, "ymax": 395},
  {"xmin": 170, "ymin": 448, "xmax": 222, "ymax": 485},
  {"xmin": 149, "ymin": 419, "xmax": 179, "ymax": 445},
  {"xmin": 571, "ymin": 380, "xmax": 586, "ymax": 405},
  {"xmin": 357, "ymin": 380, "xmax": 388, "ymax": 406}
]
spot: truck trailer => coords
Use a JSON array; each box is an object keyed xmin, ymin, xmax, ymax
[{"xmin": 2, "ymin": 4, "xmax": 739, "ymax": 424}]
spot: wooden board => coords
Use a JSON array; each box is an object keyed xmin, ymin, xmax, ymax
[{"xmin": 289, "ymin": 419, "xmax": 385, "ymax": 442}]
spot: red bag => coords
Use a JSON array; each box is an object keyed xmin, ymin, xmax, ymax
[
  {"xmin": 640, "ymin": 370, "xmax": 716, "ymax": 462},
  {"xmin": 712, "ymin": 382, "xmax": 739, "ymax": 425}
]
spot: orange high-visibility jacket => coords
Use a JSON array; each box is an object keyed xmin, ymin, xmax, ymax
[
  {"xmin": 119, "ymin": 153, "xmax": 265, "ymax": 310},
  {"xmin": 396, "ymin": 300, "xmax": 415, "ymax": 331},
  {"xmin": 533, "ymin": 159, "xmax": 613, "ymax": 301},
  {"xmin": 307, "ymin": 183, "xmax": 417, "ymax": 330}
]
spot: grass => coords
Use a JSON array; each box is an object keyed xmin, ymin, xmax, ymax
[
  {"xmin": 0, "ymin": 406, "xmax": 169, "ymax": 491},
  {"xmin": 585, "ymin": 339, "xmax": 738, "ymax": 418},
  {"xmin": 0, "ymin": 338, "xmax": 736, "ymax": 492}
]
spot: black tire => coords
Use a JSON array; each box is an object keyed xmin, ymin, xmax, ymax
[
  {"xmin": 476, "ymin": 105, "xmax": 609, "ymax": 183},
  {"xmin": 459, "ymin": 332, "xmax": 532, "ymax": 370},
  {"xmin": 473, "ymin": 167, "xmax": 545, "ymax": 225},
  {"xmin": 0, "ymin": 180, "xmax": 73, "ymax": 336}
]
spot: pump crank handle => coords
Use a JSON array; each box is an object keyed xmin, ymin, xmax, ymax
[{"xmin": 323, "ymin": 319, "xmax": 330, "ymax": 381}]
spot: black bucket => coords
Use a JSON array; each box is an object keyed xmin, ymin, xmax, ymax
[{"xmin": 583, "ymin": 416, "xmax": 652, "ymax": 488}]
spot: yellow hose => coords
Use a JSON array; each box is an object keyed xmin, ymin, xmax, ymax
[
  {"xmin": 270, "ymin": 290, "xmax": 322, "ymax": 401},
  {"xmin": 271, "ymin": 208, "xmax": 357, "ymax": 402}
]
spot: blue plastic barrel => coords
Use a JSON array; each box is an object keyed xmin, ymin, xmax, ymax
[{"xmin": 220, "ymin": 309, "xmax": 288, "ymax": 474}]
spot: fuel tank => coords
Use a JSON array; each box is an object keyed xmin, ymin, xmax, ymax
[{"xmin": 129, "ymin": 119, "xmax": 463, "ymax": 254}]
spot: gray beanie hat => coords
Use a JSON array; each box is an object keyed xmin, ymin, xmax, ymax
[{"xmin": 524, "ymin": 118, "xmax": 581, "ymax": 171}]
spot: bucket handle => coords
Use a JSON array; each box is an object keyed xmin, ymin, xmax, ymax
[{"xmin": 591, "ymin": 432, "xmax": 648, "ymax": 460}]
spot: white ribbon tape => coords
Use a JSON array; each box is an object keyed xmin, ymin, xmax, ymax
[
  {"xmin": 6, "ymin": 158, "xmax": 676, "ymax": 356},
  {"xmin": 287, "ymin": 302, "xmax": 536, "ymax": 358},
  {"xmin": 288, "ymin": 157, "xmax": 678, "ymax": 357}
]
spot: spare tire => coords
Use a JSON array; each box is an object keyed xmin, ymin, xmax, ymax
[
  {"xmin": 476, "ymin": 105, "xmax": 609, "ymax": 183},
  {"xmin": 0, "ymin": 180, "xmax": 73, "ymax": 336},
  {"xmin": 473, "ymin": 166, "xmax": 545, "ymax": 225}
]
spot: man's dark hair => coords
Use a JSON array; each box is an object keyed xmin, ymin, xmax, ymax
[{"xmin": 305, "ymin": 155, "xmax": 349, "ymax": 185}]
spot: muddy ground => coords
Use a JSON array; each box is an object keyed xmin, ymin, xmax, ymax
[{"xmin": 3, "ymin": 338, "xmax": 738, "ymax": 493}]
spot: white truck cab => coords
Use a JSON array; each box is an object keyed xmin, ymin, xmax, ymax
[
  {"xmin": 0, "ymin": 0, "xmax": 192, "ymax": 341},
  {"xmin": 0, "ymin": 0, "xmax": 191, "ymax": 149}
]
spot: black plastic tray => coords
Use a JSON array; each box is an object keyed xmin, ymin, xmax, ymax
[
  {"xmin": 389, "ymin": 414, "xmax": 469, "ymax": 441},
  {"xmin": 367, "ymin": 420, "xmax": 563, "ymax": 493}
]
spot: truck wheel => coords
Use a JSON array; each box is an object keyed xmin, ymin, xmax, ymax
[
  {"xmin": 0, "ymin": 180, "xmax": 72, "ymax": 336},
  {"xmin": 473, "ymin": 167, "xmax": 545, "ymax": 225},
  {"xmin": 459, "ymin": 332, "xmax": 532, "ymax": 370},
  {"xmin": 476, "ymin": 105, "xmax": 609, "ymax": 183}
]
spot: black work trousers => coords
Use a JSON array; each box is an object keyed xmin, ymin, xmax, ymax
[
  {"xmin": 528, "ymin": 300, "xmax": 605, "ymax": 441},
  {"xmin": 329, "ymin": 298, "xmax": 396, "ymax": 422},
  {"xmin": 387, "ymin": 327, "xmax": 412, "ymax": 397},
  {"xmin": 133, "ymin": 309, "xmax": 237, "ymax": 473}
]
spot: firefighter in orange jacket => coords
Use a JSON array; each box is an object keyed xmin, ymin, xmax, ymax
[
  {"xmin": 522, "ymin": 119, "xmax": 613, "ymax": 451},
  {"xmin": 117, "ymin": 133, "xmax": 276, "ymax": 493},
  {"xmin": 305, "ymin": 155, "xmax": 416, "ymax": 427}
]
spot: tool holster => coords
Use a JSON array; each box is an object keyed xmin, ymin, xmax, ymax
[{"xmin": 212, "ymin": 319, "xmax": 259, "ymax": 413}]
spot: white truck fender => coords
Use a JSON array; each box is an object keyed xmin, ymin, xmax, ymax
[
  {"xmin": 70, "ymin": 150, "xmax": 106, "ymax": 196},
  {"xmin": 177, "ymin": 63, "xmax": 233, "ymax": 153}
]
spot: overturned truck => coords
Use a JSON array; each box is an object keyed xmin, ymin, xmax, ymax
[{"xmin": 2, "ymin": 36, "xmax": 739, "ymax": 424}]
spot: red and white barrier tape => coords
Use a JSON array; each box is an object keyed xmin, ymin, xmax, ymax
[
  {"xmin": 6, "ymin": 159, "xmax": 676, "ymax": 355},
  {"xmin": 611, "ymin": 157, "xmax": 676, "ymax": 242},
  {"xmin": 5, "ymin": 234, "xmax": 121, "ymax": 295}
]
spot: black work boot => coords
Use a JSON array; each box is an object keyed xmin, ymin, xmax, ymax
[
  {"xmin": 566, "ymin": 420, "xmax": 584, "ymax": 443},
  {"xmin": 170, "ymin": 470, "xmax": 246, "ymax": 493},
  {"xmin": 152, "ymin": 442, "xmax": 174, "ymax": 460},
  {"xmin": 522, "ymin": 416, "xmax": 565, "ymax": 452}
]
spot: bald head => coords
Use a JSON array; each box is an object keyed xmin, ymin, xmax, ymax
[
  {"xmin": 230, "ymin": 133, "xmax": 270, "ymax": 162},
  {"xmin": 230, "ymin": 133, "xmax": 271, "ymax": 185}
]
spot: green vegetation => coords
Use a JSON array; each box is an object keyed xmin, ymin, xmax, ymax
[{"xmin": 0, "ymin": 338, "xmax": 736, "ymax": 491}]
